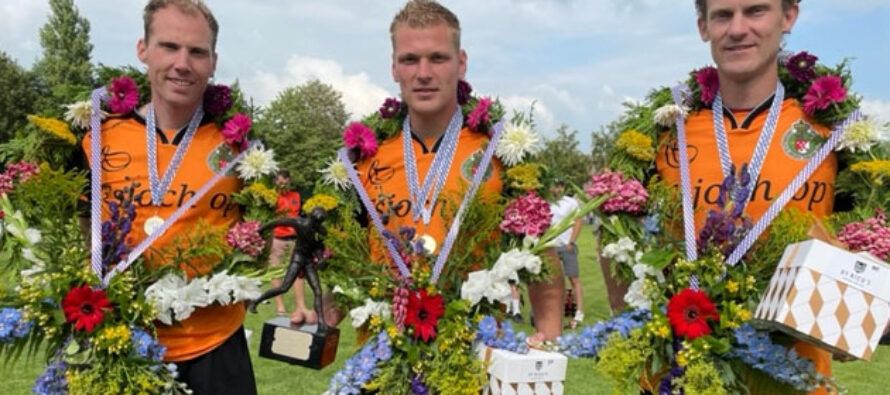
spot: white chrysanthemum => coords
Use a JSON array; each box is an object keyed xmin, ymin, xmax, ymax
[
  {"xmin": 837, "ymin": 118, "xmax": 887, "ymax": 153},
  {"xmin": 653, "ymin": 104, "xmax": 689, "ymax": 127},
  {"xmin": 348, "ymin": 298, "xmax": 391, "ymax": 328},
  {"xmin": 624, "ymin": 278, "xmax": 651, "ymax": 310},
  {"xmin": 461, "ymin": 270, "xmax": 492, "ymax": 306},
  {"xmin": 237, "ymin": 146, "xmax": 279, "ymax": 180},
  {"xmin": 318, "ymin": 158, "xmax": 352, "ymax": 191},
  {"xmin": 64, "ymin": 100, "xmax": 106, "ymax": 129},
  {"xmin": 496, "ymin": 121, "xmax": 542, "ymax": 166}
]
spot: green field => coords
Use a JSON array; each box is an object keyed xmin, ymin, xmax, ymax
[{"xmin": 4, "ymin": 225, "xmax": 888, "ymax": 394}]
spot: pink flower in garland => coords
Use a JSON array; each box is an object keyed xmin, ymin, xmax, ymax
[
  {"xmin": 467, "ymin": 97, "xmax": 492, "ymax": 132},
  {"xmin": 500, "ymin": 191, "xmax": 553, "ymax": 237},
  {"xmin": 225, "ymin": 220, "xmax": 266, "ymax": 257},
  {"xmin": 343, "ymin": 122, "xmax": 378, "ymax": 159},
  {"xmin": 5, "ymin": 161, "xmax": 39, "ymax": 183},
  {"xmin": 203, "ymin": 84, "xmax": 233, "ymax": 117},
  {"xmin": 108, "ymin": 76, "xmax": 140, "ymax": 114},
  {"xmin": 838, "ymin": 210, "xmax": 890, "ymax": 261},
  {"xmin": 802, "ymin": 75, "xmax": 847, "ymax": 116},
  {"xmin": 585, "ymin": 170, "xmax": 648, "ymax": 215},
  {"xmin": 695, "ymin": 66, "xmax": 720, "ymax": 106},
  {"xmin": 221, "ymin": 113, "xmax": 251, "ymax": 147}
]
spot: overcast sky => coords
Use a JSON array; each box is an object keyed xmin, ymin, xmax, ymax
[{"xmin": 2, "ymin": 0, "xmax": 889, "ymax": 150}]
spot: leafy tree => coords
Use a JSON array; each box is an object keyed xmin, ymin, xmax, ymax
[
  {"xmin": 0, "ymin": 52, "xmax": 37, "ymax": 143},
  {"xmin": 31, "ymin": 0, "xmax": 94, "ymax": 116},
  {"xmin": 538, "ymin": 124, "xmax": 594, "ymax": 189},
  {"xmin": 254, "ymin": 80, "xmax": 349, "ymax": 191}
]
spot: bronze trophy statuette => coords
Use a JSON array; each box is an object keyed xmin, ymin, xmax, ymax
[{"xmin": 249, "ymin": 207, "xmax": 339, "ymax": 369}]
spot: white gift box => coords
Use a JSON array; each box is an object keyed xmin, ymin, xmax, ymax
[
  {"xmin": 477, "ymin": 345, "xmax": 567, "ymax": 395},
  {"xmin": 754, "ymin": 239, "xmax": 890, "ymax": 360}
]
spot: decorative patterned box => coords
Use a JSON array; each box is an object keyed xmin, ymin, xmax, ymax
[
  {"xmin": 477, "ymin": 346, "xmax": 567, "ymax": 395},
  {"xmin": 754, "ymin": 239, "xmax": 890, "ymax": 360}
]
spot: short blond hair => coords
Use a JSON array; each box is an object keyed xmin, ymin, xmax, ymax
[
  {"xmin": 143, "ymin": 0, "xmax": 219, "ymax": 50},
  {"xmin": 390, "ymin": 0, "xmax": 461, "ymax": 50}
]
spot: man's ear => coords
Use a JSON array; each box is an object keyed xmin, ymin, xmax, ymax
[
  {"xmin": 697, "ymin": 17, "xmax": 710, "ymax": 42},
  {"xmin": 137, "ymin": 38, "xmax": 148, "ymax": 63}
]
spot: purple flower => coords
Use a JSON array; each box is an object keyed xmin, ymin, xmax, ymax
[
  {"xmin": 658, "ymin": 366, "xmax": 686, "ymax": 395},
  {"xmin": 786, "ymin": 51, "xmax": 819, "ymax": 83},
  {"xmin": 802, "ymin": 75, "xmax": 847, "ymax": 116},
  {"xmin": 203, "ymin": 84, "xmax": 233, "ymax": 117},
  {"xmin": 411, "ymin": 375, "xmax": 430, "ymax": 395},
  {"xmin": 379, "ymin": 97, "xmax": 401, "ymax": 119},
  {"xmin": 107, "ymin": 76, "xmax": 140, "ymax": 114},
  {"xmin": 457, "ymin": 79, "xmax": 472, "ymax": 105},
  {"xmin": 694, "ymin": 66, "xmax": 720, "ymax": 106}
]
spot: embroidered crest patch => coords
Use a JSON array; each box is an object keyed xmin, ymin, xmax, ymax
[
  {"xmin": 207, "ymin": 142, "xmax": 238, "ymax": 174},
  {"xmin": 781, "ymin": 120, "xmax": 826, "ymax": 160},
  {"xmin": 460, "ymin": 149, "xmax": 494, "ymax": 182}
]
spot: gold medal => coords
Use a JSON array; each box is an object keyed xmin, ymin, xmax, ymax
[
  {"xmin": 417, "ymin": 234, "xmax": 437, "ymax": 255},
  {"xmin": 144, "ymin": 215, "xmax": 165, "ymax": 236}
]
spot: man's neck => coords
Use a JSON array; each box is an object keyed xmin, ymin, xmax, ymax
[
  {"xmin": 408, "ymin": 104, "xmax": 459, "ymax": 141},
  {"xmin": 717, "ymin": 67, "xmax": 779, "ymax": 110},
  {"xmin": 146, "ymin": 97, "xmax": 202, "ymax": 131}
]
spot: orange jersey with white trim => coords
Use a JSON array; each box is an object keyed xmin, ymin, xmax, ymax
[
  {"xmin": 356, "ymin": 128, "xmax": 503, "ymax": 261},
  {"xmin": 656, "ymin": 97, "xmax": 836, "ymax": 393},
  {"xmin": 82, "ymin": 114, "xmax": 244, "ymax": 362}
]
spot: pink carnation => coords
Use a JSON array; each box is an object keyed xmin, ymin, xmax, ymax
[
  {"xmin": 0, "ymin": 161, "xmax": 39, "ymax": 194},
  {"xmin": 500, "ymin": 191, "xmax": 553, "ymax": 237},
  {"xmin": 585, "ymin": 170, "xmax": 648, "ymax": 215},
  {"xmin": 695, "ymin": 66, "xmax": 720, "ymax": 106},
  {"xmin": 0, "ymin": 173, "xmax": 12, "ymax": 195},
  {"xmin": 225, "ymin": 220, "xmax": 266, "ymax": 257},
  {"xmin": 108, "ymin": 76, "xmax": 140, "ymax": 114},
  {"xmin": 838, "ymin": 210, "xmax": 890, "ymax": 261},
  {"xmin": 802, "ymin": 75, "xmax": 847, "ymax": 116},
  {"xmin": 467, "ymin": 97, "xmax": 492, "ymax": 132},
  {"xmin": 343, "ymin": 122, "xmax": 378, "ymax": 159},
  {"xmin": 221, "ymin": 113, "xmax": 251, "ymax": 147}
]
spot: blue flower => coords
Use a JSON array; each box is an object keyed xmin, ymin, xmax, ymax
[
  {"xmin": 730, "ymin": 324, "xmax": 821, "ymax": 391},
  {"xmin": 131, "ymin": 328, "xmax": 166, "ymax": 361},
  {"xmin": 556, "ymin": 309, "xmax": 650, "ymax": 358},
  {"xmin": 0, "ymin": 308, "xmax": 31, "ymax": 342},
  {"xmin": 32, "ymin": 360, "xmax": 67, "ymax": 395}
]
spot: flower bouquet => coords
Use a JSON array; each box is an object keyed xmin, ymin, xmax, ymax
[
  {"xmin": 566, "ymin": 50, "xmax": 889, "ymax": 394},
  {"xmin": 312, "ymin": 81, "xmax": 604, "ymax": 394},
  {"xmin": 0, "ymin": 74, "xmax": 285, "ymax": 394}
]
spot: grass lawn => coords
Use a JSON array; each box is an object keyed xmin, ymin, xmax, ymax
[{"xmin": 4, "ymin": 224, "xmax": 888, "ymax": 394}]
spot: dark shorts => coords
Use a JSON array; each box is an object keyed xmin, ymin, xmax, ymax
[
  {"xmin": 175, "ymin": 326, "xmax": 257, "ymax": 395},
  {"xmin": 556, "ymin": 245, "xmax": 579, "ymax": 278}
]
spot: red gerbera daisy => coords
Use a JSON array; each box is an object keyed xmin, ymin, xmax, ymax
[
  {"xmin": 666, "ymin": 288, "xmax": 719, "ymax": 340},
  {"xmin": 62, "ymin": 284, "xmax": 113, "ymax": 331},
  {"xmin": 404, "ymin": 289, "xmax": 445, "ymax": 342}
]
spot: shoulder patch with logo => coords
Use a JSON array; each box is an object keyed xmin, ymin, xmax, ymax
[
  {"xmin": 781, "ymin": 120, "xmax": 826, "ymax": 160},
  {"xmin": 460, "ymin": 149, "xmax": 494, "ymax": 182},
  {"xmin": 207, "ymin": 142, "xmax": 238, "ymax": 175}
]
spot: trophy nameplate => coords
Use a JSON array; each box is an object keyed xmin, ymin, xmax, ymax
[{"xmin": 259, "ymin": 316, "xmax": 340, "ymax": 369}]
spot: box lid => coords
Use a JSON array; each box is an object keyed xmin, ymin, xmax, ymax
[{"xmin": 789, "ymin": 239, "xmax": 890, "ymax": 301}]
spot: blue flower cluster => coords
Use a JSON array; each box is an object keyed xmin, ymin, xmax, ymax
[
  {"xmin": 475, "ymin": 316, "xmax": 529, "ymax": 354},
  {"xmin": 0, "ymin": 307, "xmax": 33, "ymax": 343},
  {"xmin": 131, "ymin": 328, "xmax": 166, "ymax": 362},
  {"xmin": 326, "ymin": 331, "xmax": 392, "ymax": 394},
  {"xmin": 730, "ymin": 324, "xmax": 821, "ymax": 391},
  {"xmin": 556, "ymin": 309, "xmax": 650, "ymax": 358},
  {"xmin": 32, "ymin": 360, "xmax": 67, "ymax": 395}
]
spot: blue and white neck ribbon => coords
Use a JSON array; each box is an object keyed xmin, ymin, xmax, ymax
[
  {"xmin": 402, "ymin": 109, "xmax": 463, "ymax": 225},
  {"xmin": 671, "ymin": 83, "xmax": 863, "ymax": 289},
  {"xmin": 88, "ymin": 87, "xmax": 252, "ymax": 287},
  {"xmin": 339, "ymin": 120, "xmax": 504, "ymax": 285},
  {"xmin": 712, "ymin": 81, "xmax": 785, "ymax": 192},
  {"xmin": 146, "ymin": 102, "xmax": 204, "ymax": 207}
]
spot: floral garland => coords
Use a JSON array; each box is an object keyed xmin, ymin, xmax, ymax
[
  {"xmin": 313, "ymin": 81, "xmax": 605, "ymax": 393},
  {"xmin": 565, "ymin": 51, "xmax": 890, "ymax": 393},
  {"xmin": 0, "ymin": 75, "xmax": 284, "ymax": 394}
]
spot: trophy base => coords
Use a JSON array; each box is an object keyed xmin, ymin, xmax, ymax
[{"xmin": 258, "ymin": 316, "xmax": 339, "ymax": 369}]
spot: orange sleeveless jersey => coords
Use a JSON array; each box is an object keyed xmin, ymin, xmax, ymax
[
  {"xmin": 83, "ymin": 114, "xmax": 245, "ymax": 362},
  {"xmin": 656, "ymin": 98, "xmax": 837, "ymax": 393},
  {"xmin": 356, "ymin": 128, "xmax": 503, "ymax": 261}
]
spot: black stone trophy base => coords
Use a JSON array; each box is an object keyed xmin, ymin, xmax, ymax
[{"xmin": 258, "ymin": 316, "xmax": 339, "ymax": 369}]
